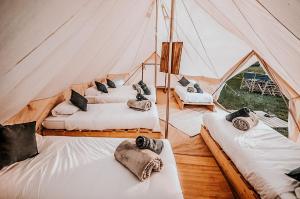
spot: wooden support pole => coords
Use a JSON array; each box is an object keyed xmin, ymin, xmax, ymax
[
  {"xmin": 155, "ymin": 0, "xmax": 158, "ymax": 90},
  {"xmin": 155, "ymin": 0, "xmax": 158, "ymax": 103},
  {"xmin": 165, "ymin": 0, "xmax": 175, "ymax": 138}
]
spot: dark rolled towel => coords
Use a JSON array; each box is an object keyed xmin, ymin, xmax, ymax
[
  {"xmin": 194, "ymin": 83, "xmax": 203, "ymax": 93},
  {"xmin": 132, "ymin": 84, "xmax": 142, "ymax": 94},
  {"xmin": 136, "ymin": 93, "xmax": 148, "ymax": 101},
  {"xmin": 138, "ymin": 80, "xmax": 151, "ymax": 95},
  {"xmin": 136, "ymin": 136, "xmax": 164, "ymax": 155},
  {"xmin": 187, "ymin": 87, "xmax": 195, "ymax": 93},
  {"xmin": 226, "ymin": 107, "xmax": 251, "ymax": 122}
]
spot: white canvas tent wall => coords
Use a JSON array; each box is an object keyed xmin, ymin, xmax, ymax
[{"xmin": 0, "ymin": 0, "xmax": 299, "ymax": 141}]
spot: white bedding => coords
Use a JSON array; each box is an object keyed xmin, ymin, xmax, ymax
[
  {"xmin": 0, "ymin": 136, "xmax": 183, "ymax": 199},
  {"xmin": 85, "ymin": 85, "xmax": 156, "ymax": 103},
  {"xmin": 203, "ymin": 112, "xmax": 300, "ymax": 199},
  {"xmin": 175, "ymin": 85, "xmax": 213, "ymax": 103},
  {"xmin": 43, "ymin": 103, "xmax": 160, "ymax": 132}
]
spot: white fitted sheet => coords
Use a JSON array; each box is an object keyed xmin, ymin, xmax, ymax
[
  {"xmin": 0, "ymin": 137, "xmax": 183, "ymax": 199},
  {"xmin": 203, "ymin": 112, "xmax": 300, "ymax": 199},
  {"xmin": 175, "ymin": 85, "xmax": 213, "ymax": 103},
  {"xmin": 85, "ymin": 85, "xmax": 156, "ymax": 103},
  {"xmin": 43, "ymin": 103, "xmax": 160, "ymax": 132}
]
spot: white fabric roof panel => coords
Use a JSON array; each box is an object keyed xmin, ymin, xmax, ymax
[{"xmin": 0, "ymin": 0, "xmax": 299, "ymax": 126}]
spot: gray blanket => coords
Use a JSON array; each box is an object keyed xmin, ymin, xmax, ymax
[
  {"xmin": 232, "ymin": 112, "xmax": 258, "ymax": 131},
  {"xmin": 114, "ymin": 140, "xmax": 163, "ymax": 181},
  {"xmin": 127, "ymin": 99, "xmax": 152, "ymax": 111}
]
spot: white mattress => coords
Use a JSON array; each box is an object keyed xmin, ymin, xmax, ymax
[
  {"xmin": 85, "ymin": 85, "xmax": 156, "ymax": 103},
  {"xmin": 43, "ymin": 103, "xmax": 160, "ymax": 132},
  {"xmin": 203, "ymin": 112, "xmax": 300, "ymax": 199},
  {"xmin": 0, "ymin": 136, "xmax": 183, "ymax": 199},
  {"xmin": 175, "ymin": 85, "xmax": 213, "ymax": 103}
]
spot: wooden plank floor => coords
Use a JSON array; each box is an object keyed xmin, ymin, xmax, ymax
[{"xmin": 157, "ymin": 89, "xmax": 234, "ymax": 199}]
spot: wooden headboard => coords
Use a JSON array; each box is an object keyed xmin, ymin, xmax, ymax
[{"xmin": 4, "ymin": 82, "xmax": 92, "ymax": 131}]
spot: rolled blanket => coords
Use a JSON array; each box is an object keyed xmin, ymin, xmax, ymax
[
  {"xmin": 232, "ymin": 112, "xmax": 258, "ymax": 131},
  {"xmin": 132, "ymin": 84, "xmax": 142, "ymax": 94},
  {"xmin": 187, "ymin": 87, "xmax": 195, "ymax": 93},
  {"xmin": 136, "ymin": 93, "xmax": 148, "ymax": 101},
  {"xmin": 114, "ymin": 140, "xmax": 163, "ymax": 181},
  {"xmin": 136, "ymin": 136, "xmax": 164, "ymax": 154},
  {"xmin": 127, "ymin": 99, "xmax": 152, "ymax": 111}
]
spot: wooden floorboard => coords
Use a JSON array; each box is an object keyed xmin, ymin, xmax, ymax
[{"xmin": 157, "ymin": 88, "xmax": 234, "ymax": 199}]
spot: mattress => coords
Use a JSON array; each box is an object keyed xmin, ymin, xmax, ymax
[
  {"xmin": 203, "ymin": 112, "xmax": 300, "ymax": 199},
  {"xmin": 85, "ymin": 85, "xmax": 156, "ymax": 103},
  {"xmin": 43, "ymin": 103, "xmax": 160, "ymax": 132},
  {"xmin": 175, "ymin": 85, "xmax": 213, "ymax": 103},
  {"xmin": 0, "ymin": 136, "xmax": 183, "ymax": 199}
]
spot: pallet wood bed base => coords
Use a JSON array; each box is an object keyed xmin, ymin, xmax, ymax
[
  {"xmin": 42, "ymin": 128, "xmax": 162, "ymax": 139},
  {"xmin": 200, "ymin": 126, "xmax": 260, "ymax": 199},
  {"xmin": 173, "ymin": 91, "xmax": 215, "ymax": 111}
]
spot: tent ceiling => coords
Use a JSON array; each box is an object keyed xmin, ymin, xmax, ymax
[{"xmin": 0, "ymin": 0, "xmax": 299, "ymax": 127}]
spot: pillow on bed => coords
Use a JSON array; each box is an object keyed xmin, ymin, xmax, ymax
[
  {"xmin": 0, "ymin": 121, "xmax": 38, "ymax": 170},
  {"xmin": 106, "ymin": 79, "xmax": 116, "ymax": 88},
  {"xmin": 51, "ymin": 101, "xmax": 79, "ymax": 116},
  {"xmin": 70, "ymin": 90, "xmax": 88, "ymax": 111},
  {"xmin": 178, "ymin": 76, "xmax": 190, "ymax": 87},
  {"xmin": 114, "ymin": 79, "xmax": 125, "ymax": 87},
  {"xmin": 95, "ymin": 81, "xmax": 108, "ymax": 93},
  {"xmin": 286, "ymin": 167, "xmax": 300, "ymax": 181}
]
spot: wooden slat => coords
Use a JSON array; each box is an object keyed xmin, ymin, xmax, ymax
[
  {"xmin": 42, "ymin": 129, "xmax": 161, "ymax": 139},
  {"xmin": 201, "ymin": 126, "xmax": 260, "ymax": 199}
]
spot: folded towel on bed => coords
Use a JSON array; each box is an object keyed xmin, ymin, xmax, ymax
[
  {"xmin": 232, "ymin": 112, "xmax": 258, "ymax": 131},
  {"xmin": 114, "ymin": 140, "xmax": 163, "ymax": 181},
  {"xmin": 132, "ymin": 84, "xmax": 142, "ymax": 94},
  {"xmin": 136, "ymin": 136, "xmax": 164, "ymax": 154},
  {"xmin": 187, "ymin": 87, "xmax": 195, "ymax": 93},
  {"xmin": 127, "ymin": 99, "xmax": 152, "ymax": 111}
]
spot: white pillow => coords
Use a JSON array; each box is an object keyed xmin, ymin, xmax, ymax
[
  {"xmin": 114, "ymin": 79, "xmax": 125, "ymax": 87},
  {"xmin": 51, "ymin": 101, "xmax": 79, "ymax": 116},
  {"xmin": 85, "ymin": 86, "xmax": 99, "ymax": 96}
]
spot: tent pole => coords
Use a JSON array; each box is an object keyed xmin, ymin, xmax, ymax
[
  {"xmin": 155, "ymin": 0, "xmax": 158, "ymax": 103},
  {"xmin": 165, "ymin": 0, "xmax": 175, "ymax": 139},
  {"xmin": 155, "ymin": 0, "xmax": 158, "ymax": 95}
]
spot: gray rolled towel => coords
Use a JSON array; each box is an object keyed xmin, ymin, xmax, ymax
[
  {"xmin": 132, "ymin": 84, "xmax": 142, "ymax": 94},
  {"xmin": 127, "ymin": 99, "xmax": 152, "ymax": 111},
  {"xmin": 114, "ymin": 140, "xmax": 163, "ymax": 181},
  {"xmin": 232, "ymin": 112, "xmax": 258, "ymax": 131},
  {"xmin": 187, "ymin": 86, "xmax": 195, "ymax": 93}
]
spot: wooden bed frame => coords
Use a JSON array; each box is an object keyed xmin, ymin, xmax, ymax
[
  {"xmin": 200, "ymin": 126, "xmax": 260, "ymax": 199},
  {"xmin": 42, "ymin": 128, "xmax": 162, "ymax": 139},
  {"xmin": 173, "ymin": 91, "xmax": 215, "ymax": 111}
]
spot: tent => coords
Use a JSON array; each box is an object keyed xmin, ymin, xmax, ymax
[{"xmin": 0, "ymin": 0, "xmax": 299, "ymax": 141}]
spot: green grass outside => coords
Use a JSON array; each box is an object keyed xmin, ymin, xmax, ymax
[{"xmin": 217, "ymin": 65, "xmax": 289, "ymax": 137}]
